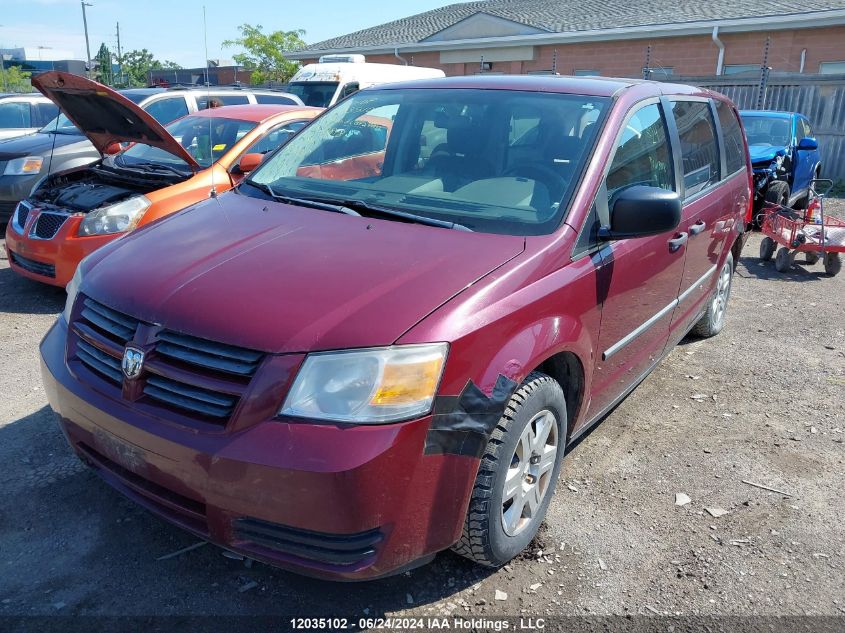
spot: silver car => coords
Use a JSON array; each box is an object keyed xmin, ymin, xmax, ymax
[
  {"xmin": 0, "ymin": 86, "xmax": 302, "ymax": 222},
  {"xmin": 0, "ymin": 93, "xmax": 59, "ymax": 141}
]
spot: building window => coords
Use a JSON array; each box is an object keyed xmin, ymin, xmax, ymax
[
  {"xmin": 642, "ymin": 67, "xmax": 673, "ymax": 79},
  {"xmin": 819, "ymin": 61, "xmax": 845, "ymax": 74},
  {"xmin": 574, "ymin": 69, "xmax": 600, "ymax": 76},
  {"xmin": 723, "ymin": 64, "xmax": 759, "ymax": 75}
]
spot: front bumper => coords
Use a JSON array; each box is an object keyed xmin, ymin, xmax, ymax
[
  {"xmin": 40, "ymin": 318, "xmax": 477, "ymax": 580},
  {"xmin": 5, "ymin": 213, "xmax": 113, "ymax": 287}
]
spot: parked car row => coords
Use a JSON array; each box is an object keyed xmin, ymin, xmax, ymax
[{"xmin": 13, "ymin": 67, "xmax": 758, "ymax": 581}]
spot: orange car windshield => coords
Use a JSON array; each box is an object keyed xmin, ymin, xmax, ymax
[{"xmin": 121, "ymin": 115, "xmax": 257, "ymax": 169}]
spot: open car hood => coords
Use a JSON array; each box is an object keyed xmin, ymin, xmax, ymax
[{"xmin": 32, "ymin": 71, "xmax": 199, "ymax": 169}]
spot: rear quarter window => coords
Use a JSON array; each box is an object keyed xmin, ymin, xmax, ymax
[
  {"xmin": 671, "ymin": 100, "xmax": 721, "ymax": 198},
  {"xmin": 714, "ymin": 100, "xmax": 746, "ymax": 176}
]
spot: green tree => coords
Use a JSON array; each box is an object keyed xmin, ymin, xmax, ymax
[
  {"xmin": 94, "ymin": 43, "xmax": 113, "ymax": 85},
  {"xmin": 223, "ymin": 23, "xmax": 306, "ymax": 84},
  {"xmin": 0, "ymin": 65, "xmax": 33, "ymax": 93},
  {"xmin": 119, "ymin": 49, "xmax": 180, "ymax": 86}
]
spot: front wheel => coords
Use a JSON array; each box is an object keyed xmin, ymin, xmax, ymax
[
  {"xmin": 691, "ymin": 252, "xmax": 734, "ymax": 338},
  {"xmin": 760, "ymin": 237, "xmax": 776, "ymax": 261},
  {"xmin": 775, "ymin": 246, "xmax": 793, "ymax": 272},
  {"xmin": 452, "ymin": 372, "xmax": 566, "ymax": 567},
  {"xmin": 824, "ymin": 253, "xmax": 842, "ymax": 276}
]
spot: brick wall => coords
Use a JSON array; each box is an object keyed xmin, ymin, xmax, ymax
[{"xmin": 298, "ymin": 25, "xmax": 845, "ymax": 78}]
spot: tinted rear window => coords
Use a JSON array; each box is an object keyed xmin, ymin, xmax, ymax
[
  {"xmin": 671, "ymin": 100, "xmax": 720, "ymax": 198},
  {"xmin": 714, "ymin": 100, "xmax": 745, "ymax": 175}
]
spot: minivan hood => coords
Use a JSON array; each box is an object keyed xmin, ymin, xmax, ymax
[
  {"xmin": 32, "ymin": 71, "xmax": 199, "ymax": 169},
  {"xmin": 83, "ymin": 191, "xmax": 525, "ymax": 353}
]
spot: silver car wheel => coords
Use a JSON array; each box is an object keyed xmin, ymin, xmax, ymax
[
  {"xmin": 712, "ymin": 260, "xmax": 732, "ymax": 327},
  {"xmin": 501, "ymin": 409, "xmax": 559, "ymax": 537}
]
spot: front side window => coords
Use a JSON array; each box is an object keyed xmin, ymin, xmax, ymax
[
  {"xmin": 0, "ymin": 102, "xmax": 31, "ymax": 128},
  {"xmin": 714, "ymin": 100, "xmax": 746, "ymax": 175},
  {"xmin": 606, "ymin": 103, "xmax": 673, "ymax": 201},
  {"xmin": 671, "ymin": 100, "xmax": 720, "ymax": 198},
  {"xmin": 143, "ymin": 97, "xmax": 189, "ymax": 124},
  {"xmin": 247, "ymin": 88, "xmax": 608, "ymax": 236},
  {"xmin": 118, "ymin": 114, "xmax": 256, "ymax": 169},
  {"xmin": 247, "ymin": 121, "xmax": 309, "ymax": 155},
  {"xmin": 255, "ymin": 94, "xmax": 299, "ymax": 105},
  {"xmin": 33, "ymin": 102, "xmax": 59, "ymax": 127}
]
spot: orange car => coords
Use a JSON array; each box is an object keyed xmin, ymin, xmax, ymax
[{"xmin": 5, "ymin": 72, "xmax": 320, "ymax": 287}]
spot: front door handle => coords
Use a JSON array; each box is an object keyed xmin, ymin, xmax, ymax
[
  {"xmin": 668, "ymin": 232, "xmax": 688, "ymax": 252},
  {"xmin": 689, "ymin": 220, "xmax": 706, "ymax": 236}
]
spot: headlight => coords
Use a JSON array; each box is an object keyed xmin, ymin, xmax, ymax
[
  {"xmin": 62, "ymin": 266, "xmax": 83, "ymax": 322},
  {"xmin": 4, "ymin": 156, "xmax": 44, "ymax": 175},
  {"xmin": 78, "ymin": 196, "xmax": 151, "ymax": 236},
  {"xmin": 280, "ymin": 343, "xmax": 448, "ymax": 423}
]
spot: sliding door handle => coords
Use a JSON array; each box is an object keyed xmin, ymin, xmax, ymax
[
  {"xmin": 668, "ymin": 232, "xmax": 688, "ymax": 252},
  {"xmin": 689, "ymin": 220, "xmax": 706, "ymax": 236}
]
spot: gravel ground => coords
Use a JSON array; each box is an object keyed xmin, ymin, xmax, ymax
[{"xmin": 0, "ymin": 202, "xmax": 843, "ymax": 626}]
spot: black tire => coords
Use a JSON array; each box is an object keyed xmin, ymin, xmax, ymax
[
  {"xmin": 824, "ymin": 253, "xmax": 842, "ymax": 277},
  {"xmin": 691, "ymin": 251, "xmax": 734, "ymax": 338},
  {"xmin": 765, "ymin": 180, "xmax": 790, "ymax": 207},
  {"xmin": 775, "ymin": 246, "xmax": 792, "ymax": 273},
  {"xmin": 452, "ymin": 371, "xmax": 566, "ymax": 567},
  {"xmin": 805, "ymin": 252, "xmax": 820, "ymax": 265},
  {"xmin": 760, "ymin": 237, "xmax": 776, "ymax": 261}
]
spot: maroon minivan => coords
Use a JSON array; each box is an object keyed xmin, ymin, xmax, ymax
[{"xmin": 40, "ymin": 76, "xmax": 751, "ymax": 580}]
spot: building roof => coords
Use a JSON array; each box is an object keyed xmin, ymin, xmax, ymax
[{"xmin": 295, "ymin": 0, "xmax": 845, "ymax": 55}]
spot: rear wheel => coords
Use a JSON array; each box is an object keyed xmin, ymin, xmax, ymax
[
  {"xmin": 805, "ymin": 251, "xmax": 820, "ymax": 265},
  {"xmin": 775, "ymin": 246, "xmax": 793, "ymax": 272},
  {"xmin": 691, "ymin": 252, "xmax": 734, "ymax": 338},
  {"xmin": 824, "ymin": 253, "xmax": 842, "ymax": 276},
  {"xmin": 760, "ymin": 237, "xmax": 776, "ymax": 261},
  {"xmin": 452, "ymin": 372, "xmax": 566, "ymax": 567}
]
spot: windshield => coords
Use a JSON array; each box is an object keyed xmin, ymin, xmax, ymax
[
  {"xmin": 39, "ymin": 113, "xmax": 81, "ymax": 135},
  {"xmin": 287, "ymin": 82, "xmax": 339, "ymax": 108},
  {"xmin": 741, "ymin": 115, "xmax": 792, "ymax": 147},
  {"xmin": 118, "ymin": 114, "xmax": 257, "ymax": 169},
  {"xmin": 247, "ymin": 88, "xmax": 608, "ymax": 235}
]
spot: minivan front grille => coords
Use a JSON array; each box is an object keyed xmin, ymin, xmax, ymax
[
  {"xmin": 156, "ymin": 330, "xmax": 264, "ymax": 377},
  {"xmin": 76, "ymin": 339, "xmax": 122, "ymax": 384},
  {"xmin": 143, "ymin": 374, "xmax": 238, "ymax": 419},
  {"xmin": 71, "ymin": 295, "xmax": 265, "ymax": 426},
  {"xmin": 79, "ymin": 297, "xmax": 140, "ymax": 344},
  {"xmin": 31, "ymin": 212, "xmax": 68, "ymax": 239}
]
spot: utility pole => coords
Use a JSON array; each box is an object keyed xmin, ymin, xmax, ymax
[
  {"xmin": 115, "ymin": 21, "xmax": 122, "ymax": 86},
  {"xmin": 81, "ymin": 1, "xmax": 93, "ymax": 79}
]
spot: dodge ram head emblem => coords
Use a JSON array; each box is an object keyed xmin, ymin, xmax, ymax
[{"xmin": 121, "ymin": 347, "xmax": 145, "ymax": 380}]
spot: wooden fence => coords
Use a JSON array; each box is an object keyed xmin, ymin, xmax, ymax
[{"xmin": 677, "ymin": 72, "xmax": 845, "ymax": 183}]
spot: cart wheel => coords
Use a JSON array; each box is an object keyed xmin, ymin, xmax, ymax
[
  {"xmin": 805, "ymin": 252, "xmax": 820, "ymax": 265},
  {"xmin": 824, "ymin": 253, "xmax": 842, "ymax": 276},
  {"xmin": 775, "ymin": 246, "xmax": 792, "ymax": 272},
  {"xmin": 760, "ymin": 237, "xmax": 776, "ymax": 261}
]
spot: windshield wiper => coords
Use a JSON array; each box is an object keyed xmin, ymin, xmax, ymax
[
  {"xmin": 121, "ymin": 161, "xmax": 188, "ymax": 177},
  {"xmin": 339, "ymin": 198, "xmax": 473, "ymax": 231},
  {"xmin": 245, "ymin": 181, "xmax": 360, "ymax": 216}
]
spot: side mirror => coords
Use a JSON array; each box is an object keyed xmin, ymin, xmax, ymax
[
  {"xmin": 104, "ymin": 142, "xmax": 122, "ymax": 155},
  {"xmin": 797, "ymin": 137, "xmax": 818, "ymax": 151},
  {"xmin": 599, "ymin": 186, "xmax": 682, "ymax": 240},
  {"xmin": 236, "ymin": 153, "xmax": 263, "ymax": 174}
]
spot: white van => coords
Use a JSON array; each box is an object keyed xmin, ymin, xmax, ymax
[{"xmin": 287, "ymin": 55, "xmax": 445, "ymax": 108}]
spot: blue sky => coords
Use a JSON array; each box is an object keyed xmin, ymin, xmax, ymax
[{"xmin": 1, "ymin": 0, "xmax": 452, "ymax": 67}]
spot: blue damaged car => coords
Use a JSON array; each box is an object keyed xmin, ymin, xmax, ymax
[{"xmin": 740, "ymin": 110, "xmax": 821, "ymax": 224}]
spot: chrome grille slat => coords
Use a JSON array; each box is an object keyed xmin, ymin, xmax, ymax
[
  {"xmin": 143, "ymin": 380, "xmax": 235, "ymax": 418},
  {"xmin": 146, "ymin": 375, "xmax": 236, "ymax": 408},
  {"xmin": 156, "ymin": 342, "xmax": 259, "ymax": 376},
  {"xmin": 77, "ymin": 340, "xmax": 122, "ymax": 384},
  {"xmin": 80, "ymin": 307, "xmax": 135, "ymax": 342},
  {"xmin": 83, "ymin": 299, "xmax": 141, "ymax": 330}
]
